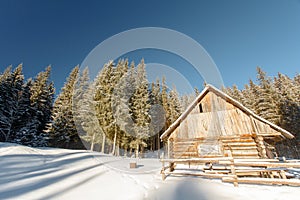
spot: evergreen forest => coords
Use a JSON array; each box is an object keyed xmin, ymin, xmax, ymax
[{"xmin": 0, "ymin": 61, "xmax": 299, "ymax": 158}]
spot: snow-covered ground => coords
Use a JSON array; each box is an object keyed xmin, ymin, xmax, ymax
[{"xmin": 0, "ymin": 142, "xmax": 299, "ymax": 200}]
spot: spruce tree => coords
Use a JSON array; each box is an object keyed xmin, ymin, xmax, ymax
[
  {"xmin": 168, "ymin": 86, "xmax": 182, "ymax": 124},
  {"xmin": 247, "ymin": 79, "xmax": 261, "ymax": 113},
  {"xmin": 0, "ymin": 65, "xmax": 53, "ymax": 146},
  {"xmin": 275, "ymin": 73, "xmax": 300, "ymax": 140},
  {"xmin": 240, "ymin": 84, "xmax": 255, "ymax": 110},
  {"xmin": 148, "ymin": 79, "xmax": 164, "ymax": 152},
  {"xmin": 29, "ymin": 66, "xmax": 54, "ymax": 146},
  {"xmin": 130, "ymin": 59, "xmax": 150, "ymax": 157},
  {"xmin": 13, "ymin": 80, "xmax": 48, "ymax": 147},
  {"xmin": 110, "ymin": 60, "xmax": 129, "ymax": 155},
  {"xmin": 94, "ymin": 61, "xmax": 115, "ymax": 153},
  {"xmin": 12, "ymin": 80, "xmax": 33, "ymax": 145},
  {"xmin": 232, "ymin": 85, "xmax": 244, "ymax": 104},
  {"xmin": 0, "ymin": 65, "xmax": 12, "ymax": 83},
  {"xmin": 0, "ymin": 66, "xmax": 13, "ymax": 141},
  {"xmin": 0, "ymin": 64, "xmax": 24, "ymax": 142},
  {"xmin": 49, "ymin": 66, "xmax": 84, "ymax": 149},
  {"xmin": 114, "ymin": 61, "xmax": 137, "ymax": 155},
  {"xmin": 73, "ymin": 67, "xmax": 103, "ymax": 151},
  {"xmin": 161, "ymin": 76, "xmax": 171, "ymax": 129},
  {"xmin": 255, "ymin": 67, "xmax": 279, "ymax": 124}
]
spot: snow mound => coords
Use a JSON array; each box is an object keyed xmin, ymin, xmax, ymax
[{"xmin": 0, "ymin": 142, "xmax": 43, "ymax": 155}]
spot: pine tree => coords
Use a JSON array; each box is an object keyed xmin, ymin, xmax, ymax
[
  {"xmin": 0, "ymin": 65, "xmax": 53, "ymax": 146},
  {"xmin": 168, "ymin": 86, "xmax": 182, "ymax": 124},
  {"xmin": 255, "ymin": 67, "xmax": 279, "ymax": 124},
  {"xmin": 275, "ymin": 73, "xmax": 300, "ymax": 140},
  {"xmin": 49, "ymin": 66, "xmax": 84, "ymax": 149},
  {"xmin": 12, "ymin": 80, "xmax": 48, "ymax": 147},
  {"xmin": 231, "ymin": 85, "xmax": 245, "ymax": 104},
  {"xmin": 130, "ymin": 59, "xmax": 150, "ymax": 157},
  {"xmin": 246, "ymin": 79, "xmax": 260, "ymax": 113},
  {"xmin": 148, "ymin": 79, "xmax": 164, "ymax": 152},
  {"xmin": 0, "ymin": 65, "xmax": 12, "ymax": 83},
  {"xmin": 94, "ymin": 61, "xmax": 115, "ymax": 153},
  {"xmin": 223, "ymin": 68, "xmax": 299, "ymax": 157},
  {"xmin": 180, "ymin": 95, "xmax": 189, "ymax": 111},
  {"xmin": 161, "ymin": 76, "xmax": 171, "ymax": 129},
  {"xmin": 29, "ymin": 66, "xmax": 54, "ymax": 146},
  {"xmin": 73, "ymin": 67, "xmax": 104, "ymax": 151},
  {"xmin": 0, "ymin": 64, "xmax": 25, "ymax": 142},
  {"xmin": 12, "ymin": 80, "xmax": 33, "ymax": 145},
  {"xmin": 240, "ymin": 84, "xmax": 254, "ymax": 110},
  {"xmin": 114, "ymin": 61, "xmax": 137, "ymax": 155},
  {"xmin": 110, "ymin": 60, "xmax": 129, "ymax": 155},
  {"xmin": 0, "ymin": 66, "xmax": 13, "ymax": 141}
]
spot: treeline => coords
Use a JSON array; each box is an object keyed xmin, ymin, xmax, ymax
[
  {"xmin": 0, "ymin": 65, "xmax": 54, "ymax": 146},
  {"xmin": 0, "ymin": 60, "xmax": 190, "ymax": 157},
  {"xmin": 1, "ymin": 63, "xmax": 298, "ymax": 157},
  {"xmin": 224, "ymin": 67, "xmax": 300, "ymax": 157},
  {"xmin": 70, "ymin": 59, "xmax": 188, "ymax": 156}
]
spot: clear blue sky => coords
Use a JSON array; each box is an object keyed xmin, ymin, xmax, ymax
[{"xmin": 0, "ymin": 0, "xmax": 299, "ymax": 95}]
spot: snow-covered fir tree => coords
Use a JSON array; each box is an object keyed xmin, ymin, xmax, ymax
[
  {"xmin": 0, "ymin": 64, "xmax": 24, "ymax": 142},
  {"xmin": 73, "ymin": 67, "xmax": 104, "ymax": 151},
  {"xmin": 28, "ymin": 66, "xmax": 54, "ymax": 146},
  {"xmin": 148, "ymin": 79, "xmax": 163, "ymax": 151},
  {"xmin": 110, "ymin": 60, "xmax": 130, "ymax": 155},
  {"xmin": 168, "ymin": 86, "xmax": 182, "ymax": 124},
  {"xmin": 49, "ymin": 66, "xmax": 83, "ymax": 149},
  {"xmin": 0, "ymin": 65, "xmax": 53, "ymax": 146},
  {"xmin": 255, "ymin": 67, "xmax": 279, "ymax": 124},
  {"xmin": 225, "ymin": 68, "xmax": 300, "ymax": 157},
  {"xmin": 130, "ymin": 59, "xmax": 151, "ymax": 157},
  {"xmin": 161, "ymin": 76, "xmax": 171, "ymax": 129},
  {"xmin": 94, "ymin": 61, "xmax": 116, "ymax": 153}
]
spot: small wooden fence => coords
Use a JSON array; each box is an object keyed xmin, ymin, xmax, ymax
[{"xmin": 160, "ymin": 153, "xmax": 300, "ymax": 186}]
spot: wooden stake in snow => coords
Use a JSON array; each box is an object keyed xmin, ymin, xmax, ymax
[{"xmin": 130, "ymin": 157, "xmax": 137, "ymax": 168}]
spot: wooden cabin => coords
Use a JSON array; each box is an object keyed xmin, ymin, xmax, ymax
[{"xmin": 160, "ymin": 84, "xmax": 294, "ymax": 159}]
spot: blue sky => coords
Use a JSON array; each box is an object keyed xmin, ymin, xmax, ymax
[{"xmin": 0, "ymin": 0, "xmax": 299, "ymax": 95}]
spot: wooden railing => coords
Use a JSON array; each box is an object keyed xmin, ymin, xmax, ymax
[{"xmin": 160, "ymin": 153, "xmax": 300, "ymax": 186}]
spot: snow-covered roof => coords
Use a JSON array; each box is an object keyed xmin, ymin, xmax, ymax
[{"xmin": 160, "ymin": 84, "xmax": 294, "ymax": 140}]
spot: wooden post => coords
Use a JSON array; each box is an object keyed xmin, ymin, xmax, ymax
[
  {"xmin": 170, "ymin": 162, "xmax": 175, "ymax": 172},
  {"xmin": 157, "ymin": 133, "xmax": 160, "ymax": 158},
  {"xmin": 228, "ymin": 151, "xmax": 238, "ymax": 187},
  {"xmin": 161, "ymin": 160, "xmax": 166, "ymax": 180},
  {"xmin": 280, "ymin": 170, "xmax": 287, "ymax": 179}
]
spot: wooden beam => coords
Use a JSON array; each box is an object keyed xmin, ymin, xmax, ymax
[
  {"xmin": 164, "ymin": 171, "xmax": 235, "ymax": 179},
  {"xmin": 222, "ymin": 177, "xmax": 300, "ymax": 186},
  {"xmin": 161, "ymin": 157, "xmax": 233, "ymax": 163},
  {"xmin": 232, "ymin": 161, "xmax": 300, "ymax": 168}
]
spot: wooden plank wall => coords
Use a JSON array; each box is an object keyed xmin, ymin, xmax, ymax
[
  {"xmin": 171, "ymin": 136, "xmax": 260, "ymax": 159},
  {"xmin": 170, "ymin": 92, "xmax": 282, "ymax": 140},
  {"xmin": 169, "ymin": 91, "xmax": 282, "ymax": 159}
]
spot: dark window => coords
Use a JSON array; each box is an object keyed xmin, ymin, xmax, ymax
[{"xmin": 199, "ymin": 103, "xmax": 203, "ymax": 113}]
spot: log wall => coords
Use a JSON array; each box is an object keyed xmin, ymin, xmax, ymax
[{"xmin": 169, "ymin": 92, "xmax": 281, "ymax": 159}]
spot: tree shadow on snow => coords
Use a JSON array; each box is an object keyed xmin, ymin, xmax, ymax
[{"xmin": 0, "ymin": 151, "xmax": 113, "ymax": 199}]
